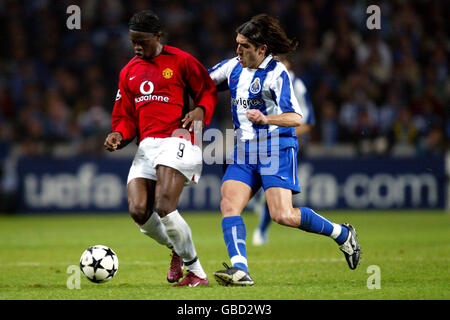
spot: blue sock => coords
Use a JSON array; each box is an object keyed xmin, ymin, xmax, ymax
[
  {"xmin": 257, "ymin": 204, "xmax": 272, "ymax": 235},
  {"xmin": 222, "ymin": 216, "xmax": 249, "ymax": 272},
  {"xmin": 299, "ymin": 207, "xmax": 349, "ymax": 245}
]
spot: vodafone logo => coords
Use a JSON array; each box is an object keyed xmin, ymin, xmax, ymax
[
  {"xmin": 135, "ymin": 80, "xmax": 169, "ymax": 104},
  {"xmin": 139, "ymin": 80, "xmax": 154, "ymax": 95}
]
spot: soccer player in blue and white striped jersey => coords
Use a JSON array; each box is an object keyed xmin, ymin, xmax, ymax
[
  {"xmin": 209, "ymin": 14, "xmax": 360, "ymax": 286},
  {"xmin": 252, "ymin": 54, "xmax": 316, "ymax": 246}
]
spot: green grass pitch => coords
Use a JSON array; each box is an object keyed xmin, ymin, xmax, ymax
[{"xmin": 0, "ymin": 210, "xmax": 448, "ymax": 300}]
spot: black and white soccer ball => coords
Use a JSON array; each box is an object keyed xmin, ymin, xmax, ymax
[{"xmin": 80, "ymin": 245, "xmax": 119, "ymax": 283}]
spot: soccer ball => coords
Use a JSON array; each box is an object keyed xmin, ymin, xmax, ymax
[{"xmin": 79, "ymin": 245, "xmax": 119, "ymax": 283}]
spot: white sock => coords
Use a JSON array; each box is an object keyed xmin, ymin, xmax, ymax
[
  {"xmin": 160, "ymin": 210, "xmax": 207, "ymax": 279},
  {"xmin": 139, "ymin": 212, "xmax": 173, "ymax": 249},
  {"xmin": 185, "ymin": 259, "xmax": 207, "ymax": 279}
]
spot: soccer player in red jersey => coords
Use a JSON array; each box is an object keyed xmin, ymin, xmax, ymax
[{"xmin": 104, "ymin": 10, "xmax": 218, "ymax": 287}]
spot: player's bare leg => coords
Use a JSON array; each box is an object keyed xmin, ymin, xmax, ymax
[
  {"xmin": 214, "ymin": 180, "xmax": 254, "ymax": 286},
  {"xmin": 220, "ymin": 180, "xmax": 253, "ymax": 218},
  {"xmin": 127, "ymin": 178, "xmax": 155, "ymax": 225},
  {"xmin": 155, "ymin": 165, "xmax": 208, "ymax": 286},
  {"xmin": 265, "ymin": 187, "xmax": 300, "ymax": 227},
  {"xmin": 127, "ymin": 178, "xmax": 182, "ymax": 282}
]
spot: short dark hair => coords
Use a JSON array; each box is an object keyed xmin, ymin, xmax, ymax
[
  {"xmin": 128, "ymin": 10, "xmax": 161, "ymax": 34},
  {"xmin": 236, "ymin": 14, "xmax": 297, "ymax": 56}
]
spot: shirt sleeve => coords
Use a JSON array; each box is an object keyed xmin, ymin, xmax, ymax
[
  {"xmin": 111, "ymin": 68, "xmax": 138, "ymax": 142},
  {"xmin": 208, "ymin": 58, "xmax": 238, "ymax": 91},
  {"xmin": 293, "ymin": 78, "xmax": 315, "ymax": 125},
  {"xmin": 183, "ymin": 54, "xmax": 218, "ymax": 126},
  {"xmin": 269, "ymin": 68, "xmax": 303, "ymax": 118}
]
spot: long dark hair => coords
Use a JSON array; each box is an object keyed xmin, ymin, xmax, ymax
[{"xmin": 236, "ymin": 14, "xmax": 298, "ymax": 56}]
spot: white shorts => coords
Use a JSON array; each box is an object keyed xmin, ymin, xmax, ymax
[{"xmin": 127, "ymin": 137, "xmax": 202, "ymax": 186}]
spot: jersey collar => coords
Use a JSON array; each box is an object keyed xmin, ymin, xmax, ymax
[{"xmin": 257, "ymin": 54, "xmax": 274, "ymax": 70}]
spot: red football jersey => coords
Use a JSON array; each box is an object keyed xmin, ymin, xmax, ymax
[{"xmin": 111, "ymin": 45, "xmax": 217, "ymax": 144}]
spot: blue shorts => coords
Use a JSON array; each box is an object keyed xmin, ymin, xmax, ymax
[{"xmin": 222, "ymin": 146, "xmax": 300, "ymax": 194}]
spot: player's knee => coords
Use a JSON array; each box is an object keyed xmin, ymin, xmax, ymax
[
  {"xmin": 271, "ymin": 207, "xmax": 299, "ymax": 227},
  {"xmin": 270, "ymin": 209, "xmax": 290, "ymax": 226},
  {"xmin": 220, "ymin": 197, "xmax": 236, "ymax": 217},
  {"xmin": 155, "ymin": 193, "xmax": 175, "ymax": 217},
  {"xmin": 129, "ymin": 202, "xmax": 149, "ymax": 225},
  {"xmin": 272, "ymin": 213, "xmax": 286, "ymax": 225}
]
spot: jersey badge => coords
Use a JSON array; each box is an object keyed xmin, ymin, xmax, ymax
[
  {"xmin": 250, "ymin": 78, "xmax": 261, "ymax": 94},
  {"xmin": 162, "ymin": 68, "xmax": 174, "ymax": 79}
]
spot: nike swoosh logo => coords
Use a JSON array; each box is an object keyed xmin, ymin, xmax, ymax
[
  {"xmin": 189, "ymin": 282, "xmax": 200, "ymax": 287},
  {"xmin": 129, "ymin": 76, "xmax": 136, "ymax": 80}
]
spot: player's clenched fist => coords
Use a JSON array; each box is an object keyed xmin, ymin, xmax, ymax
[
  {"xmin": 104, "ymin": 132, "xmax": 123, "ymax": 152},
  {"xmin": 246, "ymin": 109, "xmax": 268, "ymax": 125}
]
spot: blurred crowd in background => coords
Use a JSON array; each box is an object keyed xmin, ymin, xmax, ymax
[{"xmin": 0, "ymin": 0, "xmax": 448, "ymax": 163}]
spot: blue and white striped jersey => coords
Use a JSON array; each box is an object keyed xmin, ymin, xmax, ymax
[{"xmin": 209, "ymin": 55, "xmax": 303, "ymax": 148}]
